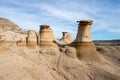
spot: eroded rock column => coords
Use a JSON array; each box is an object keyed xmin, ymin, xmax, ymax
[
  {"xmin": 60, "ymin": 32, "xmax": 72, "ymax": 43},
  {"xmin": 76, "ymin": 20, "xmax": 92, "ymax": 42},
  {"xmin": 26, "ymin": 30, "xmax": 38, "ymax": 46},
  {"xmin": 72, "ymin": 20, "xmax": 101, "ymax": 62},
  {"xmin": 39, "ymin": 25, "xmax": 59, "ymax": 55},
  {"xmin": 72, "ymin": 20, "xmax": 94, "ymax": 46},
  {"xmin": 39, "ymin": 25, "xmax": 55, "ymax": 47}
]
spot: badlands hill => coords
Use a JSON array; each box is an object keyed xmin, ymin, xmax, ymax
[
  {"xmin": 0, "ymin": 18, "xmax": 27, "ymax": 34},
  {"xmin": 0, "ymin": 18, "xmax": 21, "ymax": 30},
  {"xmin": 0, "ymin": 18, "xmax": 120, "ymax": 80}
]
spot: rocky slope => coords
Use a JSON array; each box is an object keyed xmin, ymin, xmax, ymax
[
  {"xmin": 0, "ymin": 18, "xmax": 21, "ymax": 30},
  {"xmin": 0, "ymin": 17, "xmax": 27, "ymax": 34},
  {"xmin": 0, "ymin": 18, "xmax": 120, "ymax": 80},
  {"xmin": 0, "ymin": 18, "xmax": 27, "ymax": 42},
  {"xmin": 0, "ymin": 42, "xmax": 120, "ymax": 80}
]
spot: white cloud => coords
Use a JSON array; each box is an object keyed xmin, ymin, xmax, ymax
[
  {"xmin": 0, "ymin": 0, "xmax": 120, "ymax": 40},
  {"xmin": 109, "ymin": 29, "xmax": 120, "ymax": 33},
  {"xmin": 39, "ymin": 4, "xmax": 91, "ymax": 21}
]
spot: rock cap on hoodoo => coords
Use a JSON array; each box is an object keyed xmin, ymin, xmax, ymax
[
  {"xmin": 77, "ymin": 20, "xmax": 93, "ymax": 25},
  {"xmin": 40, "ymin": 25, "xmax": 50, "ymax": 28}
]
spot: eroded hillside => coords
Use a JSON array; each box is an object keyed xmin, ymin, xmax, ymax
[{"xmin": 0, "ymin": 18, "xmax": 120, "ymax": 80}]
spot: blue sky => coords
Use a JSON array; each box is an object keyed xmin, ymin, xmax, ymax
[{"xmin": 0, "ymin": 0, "xmax": 120, "ymax": 40}]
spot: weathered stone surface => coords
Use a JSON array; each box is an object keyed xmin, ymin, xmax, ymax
[
  {"xmin": 0, "ymin": 35, "xmax": 5, "ymax": 42},
  {"xmin": 39, "ymin": 25, "xmax": 56, "ymax": 47},
  {"xmin": 39, "ymin": 47, "xmax": 60, "ymax": 55},
  {"xmin": 75, "ymin": 20, "xmax": 92, "ymax": 42},
  {"xmin": 60, "ymin": 32, "xmax": 72, "ymax": 43},
  {"xmin": 65, "ymin": 46, "xmax": 77, "ymax": 58},
  {"xmin": 0, "ymin": 18, "xmax": 27, "ymax": 45},
  {"xmin": 0, "ymin": 18, "xmax": 120, "ymax": 80},
  {"xmin": 75, "ymin": 42, "xmax": 101, "ymax": 62},
  {"xmin": 71, "ymin": 20, "xmax": 101, "ymax": 62},
  {"xmin": 0, "ymin": 18, "xmax": 21, "ymax": 30},
  {"xmin": 16, "ymin": 36, "xmax": 26, "ymax": 46},
  {"xmin": 71, "ymin": 20, "xmax": 93, "ymax": 46},
  {"xmin": 26, "ymin": 30, "xmax": 38, "ymax": 46}
]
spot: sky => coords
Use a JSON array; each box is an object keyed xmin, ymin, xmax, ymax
[{"xmin": 0, "ymin": 0, "xmax": 120, "ymax": 40}]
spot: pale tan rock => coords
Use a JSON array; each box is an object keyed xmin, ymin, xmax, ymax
[
  {"xmin": 14, "ymin": 33, "xmax": 26, "ymax": 46},
  {"xmin": 71, "ymin": 20, "xmax": 101, "ymax": 62},
  {"xmin": 0, "ymin": 27, "xmax": 3, "ymax": 32},
  {"xmin": 38, "ymin": 25, "xmax": 59, "ymax": 55},
  {"xmin": 26, "ymin": 30, "xmax": 38, "ymax": 46},
  {"xmin": 75, "ymin": 20, "xmax": 92, "ymax": 42},
  {"xmin": 65, "ymin": 46, "xmax": 77, "ymax": 58},
  {"xmin": 0, "ymin": 35, "xmax": 5, "ymax": 42},
  {"xmin": 16, "ymin": 36, "xmax": 26, "ymax": 46},
  {"xmin": 0, "ymin": 43, "xmax": 120, "ymax": 80},
  {"xmin": 60, "ymin": 32, "xmax": 72, "ymax": 43},
  {"xmin": 39, "ymin": 25, "xmax": 56, "ymax": 47},
  {"xmin": 0, "ymin": 18, "xmax": 21, "ymax": 31}
]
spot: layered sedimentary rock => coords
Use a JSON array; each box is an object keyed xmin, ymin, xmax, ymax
[
  {"xmin": 60, "ymin": 32, "xmax": 72, "ymax": 43},
  {"xmin": 75, "ymin": 20, "xmax": 92, "ymax": 42},
  {"xmin": 71, "ymin": 20, "xmax": 101, "ymax": 62},
  {"xmin": 0, "ymin": 18, "xmax": 21, "ymax": 31},
  {"xmin": 39, "ymin": 25, "xmax": 59, "ymax": 55},
  {"xmin": 16, "ymin": 35, "xmax": 26, "ymax": 46},
  {"xmin": 0, "ymin": 35, "xmax": 5, "ymax": 42},
  {"xmin": 39, "ymin": 25, "xmax": 55, "ymax": 47},
  {"xmin": 0, "ymin": 18, "xmax": 27, "ymax": 46},
  {"xmin": 26, "ymin": 30, "xmax": 38, "ymax": 46}
]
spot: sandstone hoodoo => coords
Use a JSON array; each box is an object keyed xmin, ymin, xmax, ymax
[
  {"xmin": 39, "ymin": 25, "xmax": 55, "ymax": 47},
  {"xmin": 0, "ymin": 17, "xmax": 120, "ymax": 80},
  {"xmin": 71, "ymin": 20, "xmax": 101, "ymax": 62},
  {"xmin": 39, "ymin": 25, "xmax": 59, "ymax": 55},
  {"xmin": 60, "ymin": 32, "xmax": 72, "ymax": 43},
  {"xmin": 26, "ymin": 30, "xmax": 38, "ymax": 46},
  {"xmin": 76, "ymin": 20, "xmax": 92, "ymax": 42}
]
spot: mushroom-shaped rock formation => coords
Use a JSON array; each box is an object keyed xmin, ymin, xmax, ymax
[
  {"xmin": 39, "ymin": 25, "xmax": 56, "ymax": 47},
  {"xmin": 26, "ymin": 30, "xmax": 38, "ymax": 46},
  {"xmin": 39, "ymin": 25, "xmax": 59, "ymax": 55},
  {"xmin": 71, "ymin": 20, "xmax": 101, "ymax": 62},
  {"xmin": 60, "ymin": 32, "xmax": 72, "ymax": 43}
]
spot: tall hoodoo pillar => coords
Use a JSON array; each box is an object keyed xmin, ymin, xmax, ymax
[
  {"xmin": 72, "ymin": 20, "xmax": 94, "ymax": 46},
  {"xmin": 75, "ymin": 20, "xmax": 92, "ymax": 42},
  {"xmin": 71, "ymin": 20, "xmax": 101, "ymax": 62},
  {"xmin": 39, "ymin": 25, "xmax": 56, "ymax": 47}
]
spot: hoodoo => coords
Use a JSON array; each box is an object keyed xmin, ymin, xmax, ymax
[
  {"xmin": 60, "ymin": 32, "xmax": 72, "ymax": 43},
  {"xmin": 38, "ymin": 25, "xmax": 59, "ymax": 55},
  {"xmin": 75, "ymin": 20, "xmax": 92, "ymax": 42},
  {"xmin": 39, "ymin": 25, "xmax": 55, "ymax": 47},
  {"xmin": 71, "ymin": 20, "xmax": 101, "ymax": 62},
  {"xmin": 26, "ymin": 30, "xmax": 38, "ymax": 46}
]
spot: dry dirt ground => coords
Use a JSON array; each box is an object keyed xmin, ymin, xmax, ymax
[{"xmin": 0, "ymin": 42, "xmax": 120, "ymax": 80}]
